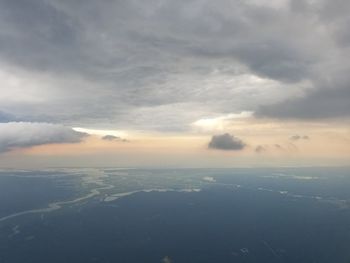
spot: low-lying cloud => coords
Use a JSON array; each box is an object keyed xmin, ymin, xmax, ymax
[
  {"xmin": 208, "ymin": 133, "xmax": 246, "ymax": 151},
  {"xmin": 290, "ymin": 135, "xmax": 309, "ymax": 141},
  {"xmin": 102, "ymin": 135, "xmax": 120, "ymax": 141},
  {"xmin": 0, "ymin": 122, "xmax": 87, "ymax": 153},
  {"xmin": 102, "ymin": 135, "xmax": 128, "ymax": 142},
  {"xmin": 255, "ymin": 145, "xmax": 267, "ymax": 153}
]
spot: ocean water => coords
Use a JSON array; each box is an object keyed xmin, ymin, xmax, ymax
[{"xmin": 0, "ymin": 167, "xmax": 349, "ymax": 263}]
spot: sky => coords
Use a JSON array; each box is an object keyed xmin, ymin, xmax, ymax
[{"xmin": 0, "ymin": 0, "xmax": 349, "ymax": 168}]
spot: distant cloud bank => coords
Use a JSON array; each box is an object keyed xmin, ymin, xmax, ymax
[{"xmin": 0, "ymin": 122, "xmax": 87, "ymax": 153}]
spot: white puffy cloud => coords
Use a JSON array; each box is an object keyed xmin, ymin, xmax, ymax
[{"xmin": 0, "ymin": 122, "xmax": 87, "ymax": 153}]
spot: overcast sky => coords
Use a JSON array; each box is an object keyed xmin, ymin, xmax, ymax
[{"xmin": 0, "ymin": 0, "xmax": 349, "ymax": 167}]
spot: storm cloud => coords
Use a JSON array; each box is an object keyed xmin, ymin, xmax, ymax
[
  {"xmin": 0, "ymin": 122, "xmax": 87, "ymax": 153},
  {"xmin": 0, "ymin": 0, "xmax": 349, "ymax": 130},
  {"xmin": 208, "ymin": 133, "xmax": 246, "ymax": 151}
]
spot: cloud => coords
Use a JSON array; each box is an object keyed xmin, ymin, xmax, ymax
[
  {"xmin": 101, "ymin": 135, "xmax": 128, "ymax": 142},
  {"xmin": 270, "ymin": 143, "xmax": 298, "ymax": 152},
  {"xmin": 0, "ymin": 111, "xmax": 14, "ymax": 123},
  {"xmin": 290, "ymin": 135, "xmax": 309, "ymax": 141},
  {"xmin": 256, "ymin": 85, "xmax": 350, "ymax": 119},
  {"xmin": 0, "ymin": 122, "xmax": 87, "ymax": 153},
  {"xmin": 290, "ymin": 135, "xmax": 301, "ymax": 140},
  {"xmin": 274, "ymin": 144, "xmax": 283, "ymax": 150},
  {"xmin": 208, "ymin": 133, "xmax": 246, "ymax": 151},
  {"xmin": 0, "ymin": 0, "xmax": 349, "ymax": 130},
  {"xmin": 255, "ymin": 145, "xmax": 267, "ymax": 153},
  {"xmin": 102, "ymin": 135, "xmax": 120, "ymax": 141}
]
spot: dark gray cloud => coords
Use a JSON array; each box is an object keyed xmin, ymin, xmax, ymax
[
  {"xmin": 0, "ymin": 122, "xmax": 87, "ymax": 153},
  {"xmin": 0, "ymin": 0, "xmax": 80, "ymax": 72},
  {"xmin": 256, "ymin": 85, "xmax": 350, "ymax": 119},
  {"xmin": 208, "ymin": 133, "xmax": 246, "ymax": 151},
  {"xmin": 0, "ymin": 0, "xmax": 349, "ymax": 129},
  {"xmin": 0, "ymin": 111, "xmax": 15, "ymax": 123}
]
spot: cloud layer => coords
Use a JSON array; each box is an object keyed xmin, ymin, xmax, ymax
[
  {"xmin": 0, "ymin": 122, "xmax": 87, "ymax": 153},
  {"xmin": 0, "ymin": 0, "xmax": 349, "ymax": 130}
]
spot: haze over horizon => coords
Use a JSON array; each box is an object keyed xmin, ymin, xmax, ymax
[{"xmin": 0, "ymin": 0, "xmax": 349, "ymax": 167}]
